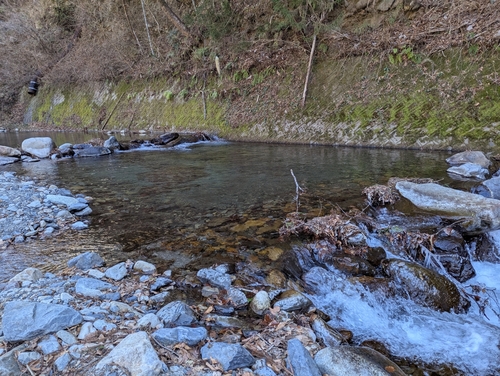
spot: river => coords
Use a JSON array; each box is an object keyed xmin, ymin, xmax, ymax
[{"xmin": 1, "ymin": 131, "xmax": 500, "ymax": 375}]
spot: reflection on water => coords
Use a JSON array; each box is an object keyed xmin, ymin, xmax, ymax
[{"xmin": 0, "ymin": 131, "xmax": 455, "ymax": 280}]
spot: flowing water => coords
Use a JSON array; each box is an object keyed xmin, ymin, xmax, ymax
[{"xmin": 2, "ymin": 131, "xmax": 500, "ymax": 374}]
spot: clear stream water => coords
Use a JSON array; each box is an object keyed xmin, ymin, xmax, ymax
[{"xmin": 1, "ymin": 131, "xmax": 500, "ymax": 374}]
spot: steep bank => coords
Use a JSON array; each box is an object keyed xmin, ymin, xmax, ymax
[
  {"xmin": 2, "ymin": 0, "xmax": 500, "ymax": 150},
  {"xmin": 19, "ymin": 47, "xmax": 500, "ymax": 150}
]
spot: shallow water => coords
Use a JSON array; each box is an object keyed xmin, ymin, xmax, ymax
[{"xmin": 3, "ymin": 131, "xmax": 498, "ymax": 374}]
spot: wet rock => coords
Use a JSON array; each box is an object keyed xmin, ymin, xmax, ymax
[
  {"xmin": 75, "ymin": 277, "xmax": 117, "ymax": 299},
  {"xmin": 311, "ymin": 316, "xmax": 344, "ymax": 347},
  {"xmin": 474, "ymin": 177, "xmax": 500, "ymax": 199},
  {"xmin": 9, "ymin": 267, "xmax": 43, "ymax": 283},
  {"xmin": 103, "ymin": 136, "xmax": 122, "ymax": 150},
  {"xmin": 68, "ymin": 252, "xmax": 105, "ymax": 270},
  {"xmin": 332, "ymin": 255, "xmax": 377, "ymax": 276},
  {"xmin": 432, "ymin": 228, "xmax": 475, "ymax": 282},
  {"xmin": 93, "ymin": 331, "xmax": 164, "ymax": 376},
  {"xmin": 266, "ymin": 270, "xmax": 287, "ymax": 288},
  {"xmin": 105, "ymin": 262, "xmax": 128, "ymax": 281},
  {"xmin": 314, "ymin": 346, "xmax": 406, "ymax": 376},
  {"xmin": 2, "ymin": 301, "xmax": 83, "ymax": 341},
  {"xmin": 201, "ymin": 342, "xmax": 255, "ymax": 371},
  {"xmin": 287, "ymin": 339, "xmax": 322, "ymax": 376},
  {"xmin": 152, "ymin": 326, "xmax": 208, "ymax": 346},
  {"xmin": 0, "ymin": 145, "xmax": 21, "ymax": 157},
  {"xmin": 471, "ymin": 231, "xmax": 500, "ymax": 262},
  {"xmin": 0, "ymin": 156, "xmax": 19, "ymax": 165},
  {"xmin": 383, "ymin": 259, "xmax": 467, "ymax": 312},
  {"xmin": 274, "ymin": 290, "xmax": 312, "ymax": 312},
  {"xmin": 250, "ymin": 291, "xmax": 271, "ymax": 315},
  {"xmin": 447, "ymin": 162, "xmax": 489, "ymax": 180},
  {"xmin": 156, "ymin": 301, "xmax": 197, "ymax": 327},
  {"xmin": 396, "ymin": 181, "xmax": 500, "ymax": 234},
  {"xmin": 197, "ymin": 266, "xmax": 232, "ymax": 289},
  {"xmin": 21, "ymin": 137, "xmax": 55, "ymax": 159},
  {"xmin": 446, "ymin": 150, "xmax": 490, "ymax": 169},
  {"xmin": 46, "ymin": 194, "xmax": 79, "ymax": 207},
  {"xmin": 73, "ymin": 146, "xmax": 112, "ymax": 158}
]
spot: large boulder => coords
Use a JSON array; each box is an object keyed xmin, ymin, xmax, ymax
[
  {"xmin": 395, "ymin": 181, "xmax": 500, "ymax": 234},
  {"xmin": 21, "ymin": 137, "xmax": 56, "ymax": 158},
  {"xmin": 446, "ymin": 150, "xmax": 490, "ymax": 169},
  {"xmin": 473, "ymin": 177, "xmax": 500, "ymax": 199},
  {"xmin": 447, "ymin": 162, "xmax": 489, "ymax": 180}
]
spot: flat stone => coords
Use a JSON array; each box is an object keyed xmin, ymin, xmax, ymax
[
  {"xmin": 68, "ymin": 252, "xmax": 105, "ymax": 270},
  {"xmin": 152, "ymin": 326, "xmax": 207, "ymax": 346},
  {"xmin": 75, "ymin": 277, "xmax": 116, "ymax": 298},
  {"xmin": 134, "ymin": 260, "xmax": 157, "ymax": 274},
  {"xmin": 287, "ymin": 338, "xmax": 321, "ymax": 376},
  {"xmin": 201, "ymin": 342, "xmax": 255, "ymax": 371},
  {"xmin": 0, "ymin": 145, "xmax": 21, "ymax": 157},
  {"xmin": 156, "ymin": 301, "xmax": 197, "ymax": 327},
  {"xmin": 273, "ymin": 290, "xmax": 312, "ymax": 312},
  {"xmin": 9, "ymin": 267, "xmax": 43, "ymax": 283},
  {"xmin": 104, "ymin": 262, "xmax": 128, "ymax": 281},
  {"xmin": 46, "ymin": 194, "xmax": 79, "ymax": 207},
  {"xmin": 0, "ymin": 156, "xmax": 18, "ymax": 165},
  {"xmin": 446, "ymin": 150, "xmax": 490, "ymax": 168},
  {"xmin": 197, "ymin": 267, "xmax": 232, "ymax": 289},
  {"xmin": 17, "ymin": 351, "xmax": 41, "ymax": 365},
  {"xmin": 2, "ymin": 301, "xmax": 82, "ymax": 341},
  {"xmin": 37, "ymin": 335, "xmax": 61, "ymax": 355}
]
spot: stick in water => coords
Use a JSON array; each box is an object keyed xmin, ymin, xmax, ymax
[{"xmin": 290, "ymin": 169, "xmax": 304, "ymax": 212}]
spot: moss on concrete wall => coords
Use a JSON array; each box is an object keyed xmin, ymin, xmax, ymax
[{"xmin": 21, "ymin": 48, "xmax": 500, "ymax": 151}]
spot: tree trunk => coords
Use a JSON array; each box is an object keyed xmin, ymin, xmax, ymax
[
  {"xmin": 301, "ymin": 33, "xmax": 317, "ymax": 108},
  {"xmin": 157, "ymin": 0, "xmax": 192, "ymax": 40}
]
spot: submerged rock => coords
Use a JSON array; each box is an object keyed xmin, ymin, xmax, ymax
[
  {"xmin": 314, "ymin": 346, "xmax": 406, "ymax": 376},
  {"xmin": 447, "ymin": 162, "xmax": 489, "ymax": 180},
  {"xmin": 396, "ymin": 181, "xmax": 500, "ymax": 234},
  {"xmin": 383, "ymin": 259, "xmax": 468, "ymax": 312}
]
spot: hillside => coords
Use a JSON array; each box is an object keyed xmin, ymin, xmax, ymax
[{"xmin": 1, "ymin": 0, "xmax": 499, "ymax": 149}]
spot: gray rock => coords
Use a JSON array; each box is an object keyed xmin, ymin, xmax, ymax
[
  {"xmin": 157, "ymin": 301, "xmax": 197, "ymax": 327},
  {"xmin": 311, "ymin": 316, "xmax": 344, "ymax": 347},
  {"xmin": 314, "ymin": 346, "xmax": 406, "ymax": 376},
  {"xmin": 74, "ymin": 146, "xmax": 112, "ymax": 158},
  {"xmin": 0, "ymin": 344, "xmax": 26, "ymax": 375},
  {"xmin": 17, "ymin": 351, "xmax": 41, "ymax": 365},
  {"xmin": 54, "ymin": 352, "xmax": 72, "ymax": 372},
  {"xmin": 0, "ymin": 145, "xmax": 21, "ymax": 157},
  {"xmin": 75, "ymin": 277, "xmax": 116, "ymax": 298},
  {"xmin": 149, "ymin": 291, "xmax": 170, "ymax": 305},
  {"xmin": 137, "ymin": 313, "xmax": 163, "ymax": 330},
  {"xmin": 134, "ymin": 260, "xmax": 157, "ymax": 274},
  {"xmin": 75, "ymin": 207, "xmax": 93, "ymax": 216},
  {"xmin": 104, "ymin": 136, "xmax": 122, "ymax": 150},
  {"xmin": 150, "ymin": 277, "xmax": 172, "ymax": 291},
  {"xmin": 68, "ymin": 202, "xmax": 89, "ymax": 212},
  {"xmin": 201, "ymin": 342, "xmax": 255, "ymax": 371},
  {"xmin": 287, "ymin": 338, "xmax": 321, "ymax": 376},
  {"xmin": 396, "ymin": 181, "xmax": 500, "ymax": 234},
  {"xmin": 46, "ymin": 194, "xmax": 78, "ymax": 207},
  {"xmin": 446, "ymin": 150, "xmax": 490, "ymax": 168},
  {"xmin": 152, "ymin": 326, "xmax": 208, "ymax": 346},
  {"xmin": 227, "ymin": 287, "xmax": 248, "ymax": 307},
  {"xmin": 9, "ymin": 267, "xmax": 43, "ymax": 283},
  {"xmin": 0, "ymin": 156, "xmax": 19, "ymax": 165},
  {"xmin": 474, "ymin": 177, "xmax": 500, "ymax": 199},
  {"xmin": 250, "ymin": 291, "xmax": 271, "ymax": 315},
  {"xmin": 2, "ymin": 301, "xmax": 82, "ymax": 341},
  {"xmin": 71, "ymin": 221, "xmax": 89, "ymax": 230},
  {"xmin": 447, "ymin": 162, "xmax": 488, "ymax": 180},
  {"xmin": 93, "ymin": 319, "xmax": 117, "ymax": 331},
  {"xmin": 205, "ymin": 314, "xmax": 246, "ymax": 328},
  {"xmin": 68, "ymin": 252, "xmax": 105, "ymax": 270},
  {"xmin": 273, "ymin": 290, "xmax": 312, "ymax": 312},
  {"xmin": 197, "ymin": 267, "xmax": 232, "ymax": 289},
  {"xmin": 88, "ymin": 269, "xmax": 105, "ymax": 279},
  {"xmin": 105, "ymin": 262, "xmax": 128, "ymax": 281},
  {"xmin": 37, "ymin": 335, "xmax": 61, "ymax": 355},
  {"xmin": 253, "ymin": 359, "xmax": 277, "ymax": 376},
  {"xmin": 56, "ymin": 330, "xmax": 78, "ymax": 345},
  {"xmin": 78, "ymin": 322, "xmax": 97, "ymax": 340},
  {"xmin": 21, "ymin": 137, "xmax": 55, "ymax": 158},
  {"xmin": 93, "ymin": 331, "xmax": 164, "ymax": 376}
]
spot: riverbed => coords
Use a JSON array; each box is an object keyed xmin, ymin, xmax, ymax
[{"xmin": 2, "ymin": 131, "xmax": 500, "ymax": 374}]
